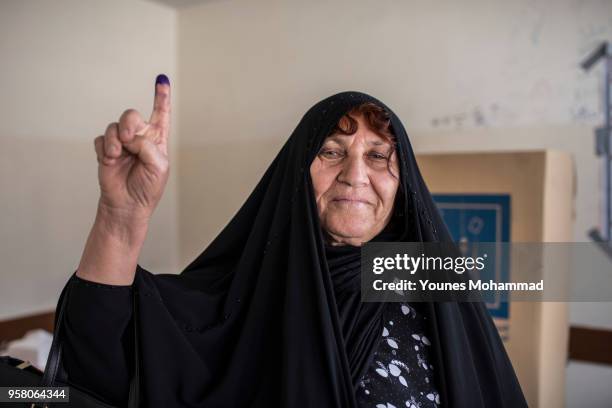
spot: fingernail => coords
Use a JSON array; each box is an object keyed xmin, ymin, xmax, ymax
[{"xmin": 156, "ymin": 74, "xmax": 170, "ymax": 86}]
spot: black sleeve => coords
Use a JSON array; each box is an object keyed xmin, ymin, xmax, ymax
[{"xmin": 59, "ymin": 272, "xmax": 135, "ymax": 407}]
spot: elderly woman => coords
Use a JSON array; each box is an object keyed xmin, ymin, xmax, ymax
[{"xmin": 55, "ymin": 75, "xmax": 526, "ymax": 407}]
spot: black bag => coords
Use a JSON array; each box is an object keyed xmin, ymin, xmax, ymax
[{"xmin": 0, "ymin": 276, "xmax": 140, "ymax": 407}]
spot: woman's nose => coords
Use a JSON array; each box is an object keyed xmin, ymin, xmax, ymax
[{"xmin": 337, "ymin": 154, "xmax": 369, "ymax": 187}]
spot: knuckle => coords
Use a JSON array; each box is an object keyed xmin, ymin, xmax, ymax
[
  {"xmin": 101, "ymin": 156, "xmax": 115, "ymax": 166},
  {"xmin": 105, "ymin": 122, "xmax": 118, "ymax": 134},
  {"xmin": 120, "ymin": 109, "xmax": 141, "ymax": 124},
  {"xmin": 157, "ymin": 103, "xmax": 170, "ymax": 113},
  {"xmin": 95, "ymin": 136, "xmax": 104, "ymax": 151},
  {"xmin": 94, "ymin": 136, "xmax": 106, "ymax": 164},
  {"xmin": 155, "ymin": 93, "xmax": 170, "ymax": 107}
]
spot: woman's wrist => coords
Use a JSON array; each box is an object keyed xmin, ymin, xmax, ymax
[
  {"xmin": 94, "ymin": 202, "xmax": 150, "ymax": 248},
  {"xmin": 75, "ymin": 203, "xmax": 150, "ymax": 285}
]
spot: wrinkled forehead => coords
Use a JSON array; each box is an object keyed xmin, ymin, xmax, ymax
[{"xmin": 322, "ymin": 131, "xmax": 394, "ymax": 146}]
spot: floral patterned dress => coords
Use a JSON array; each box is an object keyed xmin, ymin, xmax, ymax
[{"xmin": 356, "ymin": 302, "xmax": 442, "ymax": 408}]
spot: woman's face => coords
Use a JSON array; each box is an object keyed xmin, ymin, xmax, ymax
[{"xmin": 310, "ymin": 114, "xmax": 400, "ymax": 246}]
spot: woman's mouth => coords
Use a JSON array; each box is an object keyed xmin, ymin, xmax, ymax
[{"xmin": 332, "ymin": 197, "xmax": 372, "ymax": 206}]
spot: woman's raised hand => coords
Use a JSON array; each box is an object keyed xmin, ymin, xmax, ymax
[
  {"xmin": 94, "ymin": 74, "xmax": 171, "ymax": 223},
  {"xmin": 76, "ymin": 75, "xmax": 171, "ymax": 284}
]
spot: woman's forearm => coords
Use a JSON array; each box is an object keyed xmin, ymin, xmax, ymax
[{"xmin": 76, "ymin": 203, "xmax": 149, "ymax": 285}]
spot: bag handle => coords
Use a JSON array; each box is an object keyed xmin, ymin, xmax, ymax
[{"xmin": 39, "ymin": 273, "xmax": 140, "ymax": 407}]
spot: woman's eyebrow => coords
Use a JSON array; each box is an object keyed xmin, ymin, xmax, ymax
[
  {"xmin": 325, "ymin": 135, "xmax": 348, "ymax": 144},
  {"xmin": 325, "ymin": 135, "xmax": 389, "ymax": 147}
]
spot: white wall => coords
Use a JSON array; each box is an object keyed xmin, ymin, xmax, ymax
[
  {"xmin": 178, "ymin": 0, "xmax": 610, "ymax": 137},
  {"xmin": 0, "ymin": 0, "xmax": 179, "ymax": 319}
]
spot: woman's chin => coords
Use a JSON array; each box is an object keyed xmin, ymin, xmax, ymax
[{"xmin": 325, "ymin": 221, "xmax": 373, "ymax": 244}]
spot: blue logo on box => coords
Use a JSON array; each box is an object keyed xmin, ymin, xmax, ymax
[{"xmin": 432, "ymin": 194, "xmax": 511, "ymax": 320}]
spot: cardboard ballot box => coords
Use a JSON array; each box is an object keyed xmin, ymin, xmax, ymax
[{"xmin": 416, "ymin": 150, "xmax": 574, "ymax": 408}]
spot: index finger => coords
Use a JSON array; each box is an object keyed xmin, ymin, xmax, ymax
[{"xmin": 149, "ymin": 74, "xmax": 171, "ymax": 131}]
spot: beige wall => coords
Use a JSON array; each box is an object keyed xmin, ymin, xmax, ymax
[
  {"xmin": 0, "ymin": 0, "xmax": 179, "ymax": 320},
  {"xmin": 177, "ymin": 0, "xmax": 610, "ymax": 138}
]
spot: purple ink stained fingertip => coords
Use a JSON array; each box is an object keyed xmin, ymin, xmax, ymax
[{"xmin": 156, "ymin": 74, "xmax": 170, "ymax": 86}]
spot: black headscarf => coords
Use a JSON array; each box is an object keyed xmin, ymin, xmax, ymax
[{"xmin": 127, "ymin": 91, "xmax": 526, "ymax": 407}]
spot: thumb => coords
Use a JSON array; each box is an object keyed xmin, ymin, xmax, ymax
[{"xmin": 122, "ymin": 134, "xmax": 167, "ymax": 171}]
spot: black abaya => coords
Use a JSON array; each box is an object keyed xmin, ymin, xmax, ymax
[{"xmin": 56, "ymin": 91, "xmax": 526, "ymax": 407}]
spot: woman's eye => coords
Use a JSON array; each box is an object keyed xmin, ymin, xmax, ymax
[
  {"xmin": 368, "ymin": 151, "xmax": 388, "ymax": 160},
  {"xmin": 320, "ymin": 150, "xmax": 343, "ymax": 159}
]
